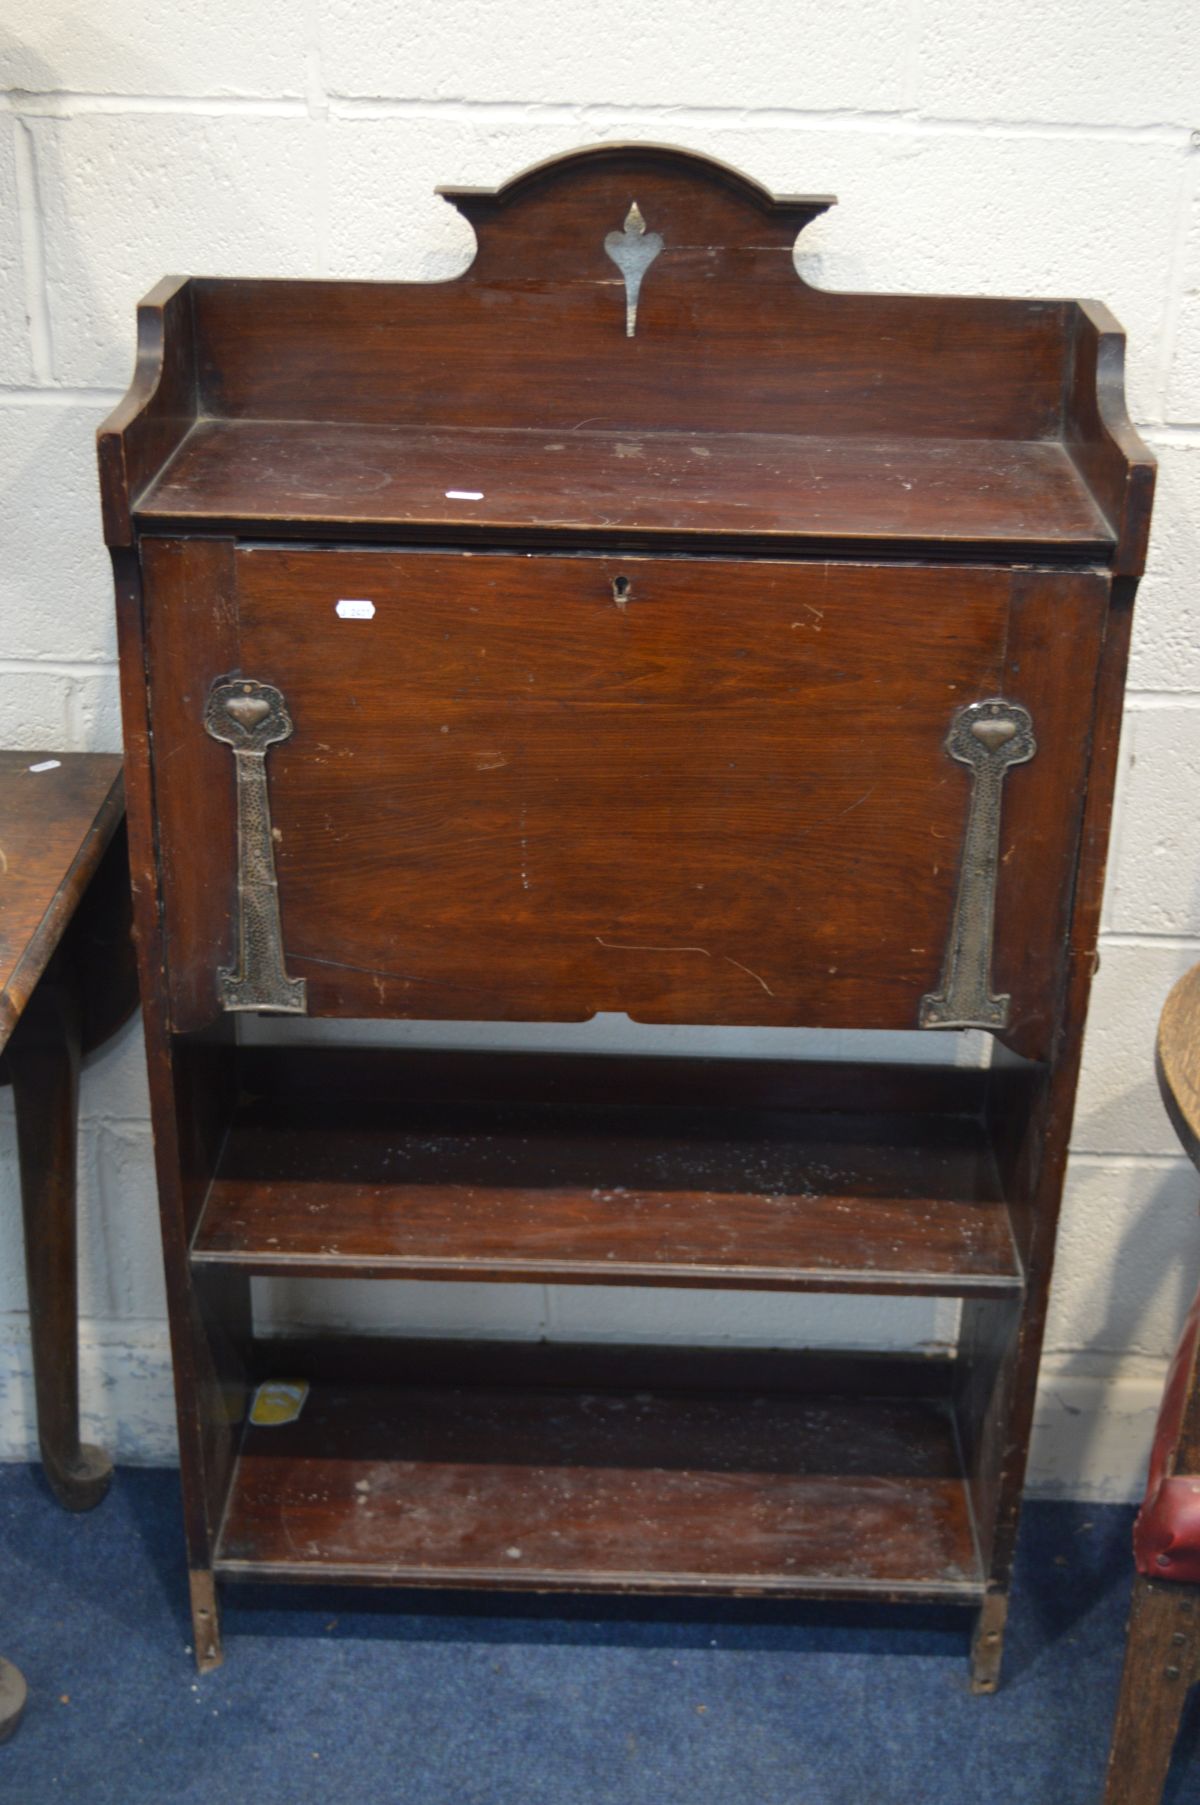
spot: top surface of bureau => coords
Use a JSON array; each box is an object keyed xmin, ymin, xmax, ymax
[
  {"xmin": 101, "ymin": 143, "xmax": 1151, "ymax": 569},
  {"xmin": 136, "ymin": 421, "xmax": 1112, "ymax": 562}
]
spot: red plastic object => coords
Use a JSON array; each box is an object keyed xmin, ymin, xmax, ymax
[{"xmin": 1134, "ymin": 1283, "xmax": 1200, "ymax": 1583}]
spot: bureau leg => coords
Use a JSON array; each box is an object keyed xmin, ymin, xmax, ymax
[
  {"xmin": 189, "ymin": 1570, "xmax": 224, "ymax": 1673},
  {"xmin": 969, "ymin": 1591, "xmax": 1008, "ymax": 1693},
  {"xmin": 1102, "ymin": 1577, "xmax": 1200, "ymax": 1805},
  {"xmin": 8, "ymin": 964, "xmax": 111, "ymax": 1512}
]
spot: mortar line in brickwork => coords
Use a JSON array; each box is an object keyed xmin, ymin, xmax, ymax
[
  {"xmin": 12, "ymin": 119, "xmax": 52, "ymax": 381},
  {"xmin": 0, "ymin": 385, "xmax": 124, "ymax": 406},
  {"xmin": 1122, "ymin": 692, "xmax": 1200, "ymax": 710},
  {"xmin": 1040, "ymin": 1352, "xmax": 1179, "ymax": 1375},
  {"xmin": 0, "ymin": 90, "xmax": 307, "ymax": 119},
  {"xmin": 1, "ymin": 87, "xmax": 1193, "ymax": 145},
  {"xmin": 1144, "ymin": 424, "xmax": 1200, "ymax": 445},
  {"xmin": 0, "ymin": 658, "xmax": 117, "ymax": 679},
  {"xmin": 76, "ymin": 1114, "xmax": 151, "ymax": 1130},
  {"xmin": 1151, "ymin": 151, "xmax": 1199, "ymax": 420},
  {"xmin": 1099, "ymin": 931, "xmax": 1200, "ymax": 949},
  {"xmin": 329, "ymin": 96, "xmax": 1196, "ymax": 145},
  {"xmin": 1038, "ymin": 1351, "xmax": 1174, "ymax": 1377},
  {"xmin": 1067, "ymin": 1150, "xmax": 1197, "ymax": 1169}
]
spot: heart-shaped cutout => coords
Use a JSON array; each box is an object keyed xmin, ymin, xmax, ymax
[
  {"xmin": 971, "ymin": 718, "xmax": 1017, "ymax": 752},
  {"xmin": 226, "ymin": 694, "xmax": 271, "ymax": 728}
]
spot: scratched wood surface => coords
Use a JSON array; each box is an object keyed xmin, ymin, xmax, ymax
[
  {"xmin": 145, "ymin": 546, "xmax": 1105, "ymax": 1058},
  {"xmin": 138, "ymin": 422, "xmax": 1112, "ymax": 560},
  {"xmin": 217, "ymin": 1373, "xmax": 981, "ymax": 1599},
  {"xmin": 193, "ymin": 1085, "xmax": 1017, "ymax": 1295},
  {"xmin": 0, "ymin": 752, "xmax": 124, "ymax": 1052}
]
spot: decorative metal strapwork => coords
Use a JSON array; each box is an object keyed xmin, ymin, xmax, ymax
[
  {"xmin": 919, "ymin": 697, "xmax": 1036, "ymax": 1033},
  {"xmin": 603, "ymin": 201, "xmax": 663, "ymax": 339},
  {"xmin": 203, "ymin": 677, "xmax": 307, "ymax": 1014}
]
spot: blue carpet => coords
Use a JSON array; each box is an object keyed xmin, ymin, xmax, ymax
[{"xmin": 1, "ymin": 1465, "xmax": 1198, "ymax": 1804}]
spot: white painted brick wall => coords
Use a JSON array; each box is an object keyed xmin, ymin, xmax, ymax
[
  {"xmin": 0, "ymin": 122, "xmax": 36, "ymax": 385},
  {"xmin": 1128, "ymin": 442, "xmax": 1200, "ymax": 688},
  {"xmin": 319, "ymin": 0, "xmax": 914, "ymax": 112},
  {"xmin": 1165, "ymin": 178, "xmax": 1200, "ymax": 421},
  {"xmin": 1, "ymin": 1, "xmax": 1199, "ymax": 1498},
  {"xmin": 916, "ymin": 0, "xmax": 1200, "ymax": 128}
]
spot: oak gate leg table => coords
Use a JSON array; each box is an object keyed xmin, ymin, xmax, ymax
[
  {"xmin": 0, "ymin": 751, "xmax": 135, "ymax": 1740},
  {"xmin": 99, "ymin": 143, "xmax": 1154, "ymax": 1682}
]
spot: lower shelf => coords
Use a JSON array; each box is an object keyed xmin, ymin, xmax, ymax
[
  {"xmin": 215, "ymin": 1348, "xmax": 983, "ymax": 1605},
  {"xmin": 192, "ymin": 1048, "xmax": 1021, "ymax": 1297}
]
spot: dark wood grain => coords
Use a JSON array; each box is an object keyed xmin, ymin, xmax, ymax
[
  {"xmin": 187, "ymin": 277, "xmax": 1071, "ymax": 449},
  {"xmin": 217, "ymin": 1363, "xmax": 981, "ymax": 1601},
  {"xmin": 146, "ymin": 547, "xmax": 1103, "ymax": 1058},
  {"xmin": 138, "ymin": 422, "xmax": 1112, "ymax": 559},
  {"xmin": 0, "ymin": 751, "xmax": 123, "ymax": 1052},
  {"xmin": 193, "ymin": 1078, "xmax": 1018, "ymax": 1296},
  {"xmin": 96, "ymin": 275, "xmax": 194, "ymax": 550},
  {"xmin": 7, "ymin": 960, "xmax": 112, "ymax": 1510},
  {"xmin": 1065, "ymin": 300, "xmax": 1157, "ymax": 580}
]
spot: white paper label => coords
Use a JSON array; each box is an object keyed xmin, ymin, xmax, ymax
[
  {"xmin": 28, "ymin": 759, "xmax": 62, "ymax": 773},
  {"xmin": 336, "ymin": 598, "xmax": 375, "ymax": 620},
  {"xmin": 445, "ymin": 489, "xmax": 484, "ymax": 501}
]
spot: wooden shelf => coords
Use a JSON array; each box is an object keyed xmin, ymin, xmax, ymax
[
  {"xmin": 215, "ymin": 1344, "xmax": 983, "ymax": 1603},
  {"xmin": 191, "ymin": 1051, "xmax": 1021, "ymax": 1297},
  {"xmin": 139, "ymin": 420, "xmax": 1114, "ymax": 560}
]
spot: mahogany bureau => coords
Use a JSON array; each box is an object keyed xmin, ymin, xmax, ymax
[{"xmin": 98, "ymin": 144, "xmax": 1154, "ymax": 1681}]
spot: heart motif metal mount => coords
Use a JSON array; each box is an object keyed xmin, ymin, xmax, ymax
[
  {"xmin": 971, "ymin": 718, "xmax": 1018, "ymax": 752},
  {"xmin": 226, "ymin": 694, "xmax": 272, "ymax": 729}
]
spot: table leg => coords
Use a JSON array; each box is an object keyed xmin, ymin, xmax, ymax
[{"xmin": 8, "ymin": 963, "xmax": 112, "ymax": 1512}]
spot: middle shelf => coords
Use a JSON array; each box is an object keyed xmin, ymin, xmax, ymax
[{"xmin": 189, "ymin": 1047, "xmax": 1025, "ymax": 1298}]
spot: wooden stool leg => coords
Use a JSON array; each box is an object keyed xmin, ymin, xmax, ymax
[
  {"xmin": 189, "ymin": 1571, "xmax": 224, "ymax": 1672},
  {"xmin": 8, "ymin": 969, "xmax": 112, "ymax": 1512},
  {"xmin": 1103, "ymin": 1577, "xmax": 1200, "ymax": 1805}
]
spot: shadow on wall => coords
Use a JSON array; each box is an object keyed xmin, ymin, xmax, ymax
[{"xmin": 1043, "ymin": 1144, "xmax": 1200, "ymax": 1496}]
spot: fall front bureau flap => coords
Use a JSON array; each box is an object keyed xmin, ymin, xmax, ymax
[{"xmin": 143, "ymin": 540, "xmax": 1106, "ymax": 1060}]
